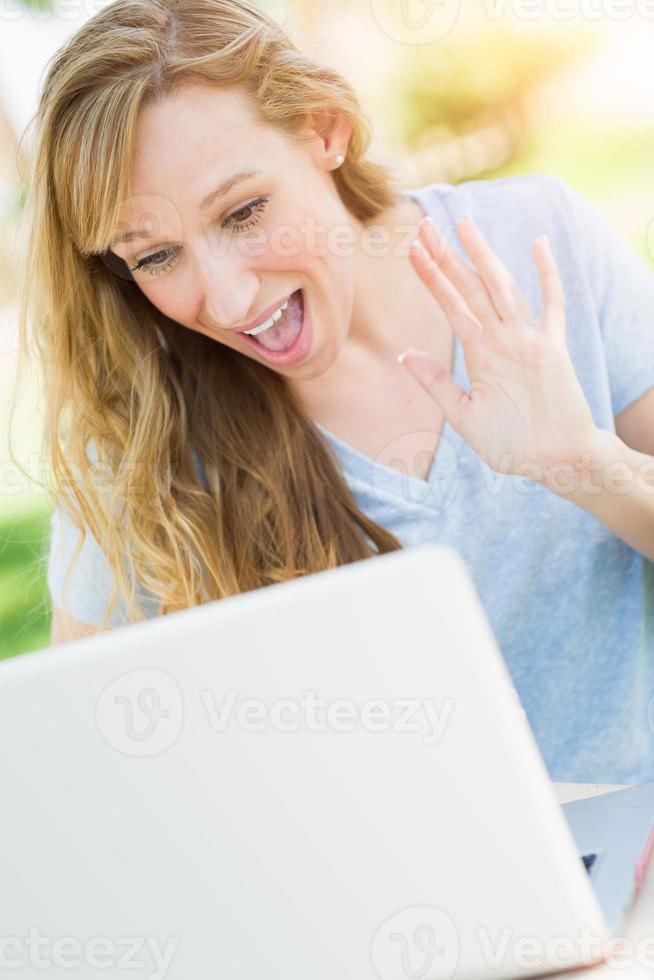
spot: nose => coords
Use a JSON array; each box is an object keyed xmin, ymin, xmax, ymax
[{"xmin": 195, "ymin": 239, "xmax": 260, "ymax": 331}]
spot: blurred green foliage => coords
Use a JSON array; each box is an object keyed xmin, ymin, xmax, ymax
[
  {"xmin": 387, "ymin": 26, "xmax": 596, "ymax": 144},
  {"xmin": 15, "ymin": 0, "xmax": 53, "ymax": 9},
  {"xmin": 489, "ymin": 115, "xmax": 654, "ymax": 198},
  {"xmin": 0, "ymin": 505, "xmax": 52, "ymax": 659},
  {"xmin": 486, "ymin": 116, "xmax": 654, "ymax": 267}
]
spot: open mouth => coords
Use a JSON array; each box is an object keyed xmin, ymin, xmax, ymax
[
  {"xmin": 242, "ymin": 289, "xmax": 303, "ymax": 351},
  {"xmin": 240, "ymin": 289, "xmax": 310, "ymax": 365}
]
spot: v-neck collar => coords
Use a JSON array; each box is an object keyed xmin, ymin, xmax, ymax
[{"xmin": 315, "ymin": 185, "xmax": 465, "ymax": 513}]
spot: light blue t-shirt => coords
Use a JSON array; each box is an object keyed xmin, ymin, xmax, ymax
[{"xmin": 47, "ymin": 174, "xmax": 654, "ymax": 784}]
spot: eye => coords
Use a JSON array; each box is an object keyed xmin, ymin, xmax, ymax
[
  {"xmin": 224, "ymin": 195, "xmax": 269, "ymax": 233},
  {"xmin": 130, "ymin": 196, "xmax": 270, "ymax": 275},
  {"xmin": 130, "ymin": 249, "xmax": 178, "ymax": 276}
]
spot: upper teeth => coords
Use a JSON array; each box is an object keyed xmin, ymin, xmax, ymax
[{"xmin": 244, "ymin": 300, "xmax": 289, "ymax": 336}]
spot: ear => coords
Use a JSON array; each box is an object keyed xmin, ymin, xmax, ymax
[{"xmin": 301, "ymin": 110, "xmax": 353, "ymax": 165}]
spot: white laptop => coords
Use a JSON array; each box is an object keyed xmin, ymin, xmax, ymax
[{"xmin": 0, "ymin": 544, "xmax": 652, "ymax": 980}]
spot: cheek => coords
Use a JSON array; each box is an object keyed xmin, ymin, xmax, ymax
[
  {"xmin": 268, "ymin": 202, "xmax": 337, "ymax": 271},
  {"xmin": 139, "ymin": 280, "xmax": 198, "ymax": 328},
  {"xmin": 263, "ymin": 216, "xmax": 314, "ymax": 272}
]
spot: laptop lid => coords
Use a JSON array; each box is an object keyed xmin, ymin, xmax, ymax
[{"xmin": 0, "ymin": 544, "xmax": 608, "ymax": 980}]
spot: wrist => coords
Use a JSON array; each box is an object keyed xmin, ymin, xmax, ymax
[{"xmin": 535, "ymin": 428, "xmax": 624, "ymax": 499}]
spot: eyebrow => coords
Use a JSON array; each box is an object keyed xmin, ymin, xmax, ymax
[{"xmin": 110, "ymin": 168, "xmax": 263, "ymax": 247}]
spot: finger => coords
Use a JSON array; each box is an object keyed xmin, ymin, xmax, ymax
[
  {"xmin": 410, "ymin": 239, "xmax": 483, "ymax": 346},
  {"xmin": 398, "ymin": 347, "xmax": 470, "ymax": 432},
  {"xmin": 418, "ymin": 217, "xmax": 501, "ymax": 328},
  {"xmin": 455, "ymin": 217, "xmax": 534, "ymax": 325},
  {"xmin": 533, "ymin": 235, "xmax": 566, "ymax": 338}
]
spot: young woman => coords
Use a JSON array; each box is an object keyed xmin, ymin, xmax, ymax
[{"xmin": 22, "ymin": 0, "xmax": 654, "ymax": 783}]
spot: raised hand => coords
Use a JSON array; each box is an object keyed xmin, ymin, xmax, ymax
[{"xmin": 399, "ymin": 215, "xmax": 598, "ymax": 480}]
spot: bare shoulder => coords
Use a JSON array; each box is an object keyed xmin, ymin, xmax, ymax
[{"xmin": 50, "ymin": 604, "xmax": 109, "ymax": 645}]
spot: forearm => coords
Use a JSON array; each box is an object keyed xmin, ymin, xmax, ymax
[{"xmin": 537, "ymin": 429, "xmax": 654, "ymax": 562}]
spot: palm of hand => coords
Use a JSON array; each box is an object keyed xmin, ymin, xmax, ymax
[{"xmin": 402, "ymin": 215, "xmax": 596, "ymax": 479}]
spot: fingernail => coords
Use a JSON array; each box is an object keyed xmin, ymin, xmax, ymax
[
  {"xmin": 397, "ymin": 346, "xmax": 420, "ymax": 364},
  {"xmin": 410, "ymin": 239, "xmax": 428, "ymax": 259},
  {"xmin": 401, "ymin": 350, "xmax": 443, "ymax": 389}
]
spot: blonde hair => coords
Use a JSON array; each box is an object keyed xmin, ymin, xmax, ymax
[{"xmin": 15, "ymin": 0, "xmax": 405, "ymax": 629}]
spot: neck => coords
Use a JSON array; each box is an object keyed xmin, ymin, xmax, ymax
[{"xmin": 289, "ymin": 194, "xmax": 451, "ymax": 416}]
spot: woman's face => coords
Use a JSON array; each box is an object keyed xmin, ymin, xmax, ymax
[{"xmin": 110, "ymin": 81, "xmax": 361, "ymax": 381}]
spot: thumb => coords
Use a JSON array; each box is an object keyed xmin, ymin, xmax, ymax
[{"xmin": 398, "ymin": 348, "xmax": 467, "ymax": 426}]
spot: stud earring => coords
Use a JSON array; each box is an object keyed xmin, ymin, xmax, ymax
[{"xmin": 335, "ymin": 154, "xmax": 345, "ymax": 167}]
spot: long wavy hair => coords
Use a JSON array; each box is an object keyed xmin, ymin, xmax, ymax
[{"xmin": 14, "ymin": 0, "xmax": 405, "ymax": 630}]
